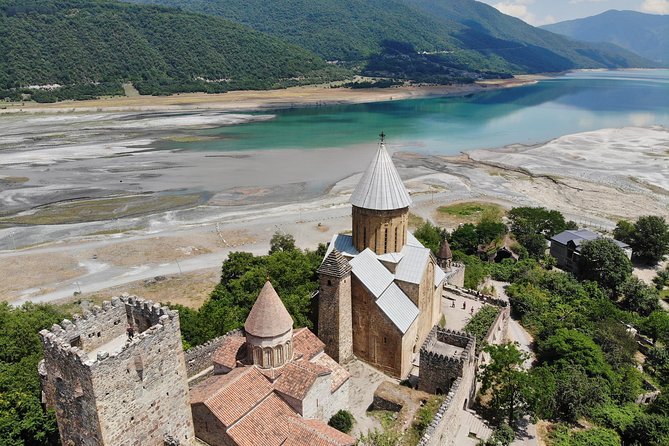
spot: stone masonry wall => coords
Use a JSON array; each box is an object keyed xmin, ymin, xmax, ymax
[
  {"xmin": 419, "ymin": 327, "xmax": 475, "ymax": 396},
  {"xmin": 318, "ymin": 273, "xmax": 353, "ymax": 363},
  {"xmin": 40, "ymin": 296, "xmax": 195, "ymax": 446},
  {"xmin": 352, "ymin": 206, "xmax": 408, "ymax": 255},
  {"xmin": 184, "ymin": 329, "xmax": 243, "ymax": 378}
]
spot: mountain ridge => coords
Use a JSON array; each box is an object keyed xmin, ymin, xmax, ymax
[
  {"xmin": 0, "ymin": 0, "xmax": 343, "ymax": 101},
  {"xmin": 126, "ymin": 0, "xmax": 657, "ymax": 74},
  {"xmin": 541, "ymin": 10, "xmax": 669, "ymax": 65}
]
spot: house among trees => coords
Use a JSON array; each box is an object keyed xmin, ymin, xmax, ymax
[{"xmin": 550, "ymin": 229, "xmax": 632, "ymax": 273}]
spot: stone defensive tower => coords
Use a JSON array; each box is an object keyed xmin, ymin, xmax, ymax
[
  {"xmin": 418, "ymin": 326, "xmax": 476, "ymax": 396},
  {"xmin": 317, "ymin": 249, "xmax": 353, "ymax": 363},
  {"xmin": 350, "ymin": 134, "xmax": 412, "ymax": 255},
  {"xmin": 39, "ymin": 296, "xmax": 195, "ymax": 446}
]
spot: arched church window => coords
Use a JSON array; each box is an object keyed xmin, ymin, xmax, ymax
[
  {"xmin": 394, "ymin": 226, "xmax": 398, "ymax": 252},
  {"xmin": 263, "ymin": 348, "xmax": 272, "ymax": 368},
  {"xmin": 384, "ymin": 228, "xmax": 388, "ymax": 253},
  {"xmin": 253, "ymin": 347, "xmax": 262, "ymax": 365}
]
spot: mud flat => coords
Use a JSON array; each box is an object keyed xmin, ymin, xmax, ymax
[
  {"xmin": 0, "ymin": 79, "xmax": 533, "ymax": 115},
  {"xmin": 1, "ymin": 125, "xmax": 667, "ymax": 305}
]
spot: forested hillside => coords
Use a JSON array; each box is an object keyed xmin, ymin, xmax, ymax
[
  {"xmin": 542, "ymin": 10, "xmax": 669, "ymax": 65},
  {"xmin": 127, "ymin": 0, "xmax": 656, "ymax": 75},
  {"xmin": 0, "ymin": 0, "xmax": 343, "ymax": 101}
]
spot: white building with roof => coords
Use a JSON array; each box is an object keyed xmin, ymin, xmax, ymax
[{"xmin": 318, "ymin": 136, "xmax": 445, "ymax": 378}]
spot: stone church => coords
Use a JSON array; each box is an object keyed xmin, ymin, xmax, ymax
[{"xmin": 318, "ymin": 137, "xmax": 445, "ymax": 378}]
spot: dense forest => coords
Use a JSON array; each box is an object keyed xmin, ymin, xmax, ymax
[
  {"xmin": 414, "ymin": 209, "xmax": 669, "ymax": 445},
  {"xmin": 0, "ymin": 0, "xmax": 344, "ymax": 101},
  {"xmin": 127, "ymin": 0, "xmax": 656, "ymax": 75}
]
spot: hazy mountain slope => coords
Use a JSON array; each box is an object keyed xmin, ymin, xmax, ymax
[
  {"xmin": 0, "ymin": 0, "xmax": 340, "ymax": 100},
  {"xmin": 406, "ymin": 0, "xmax": 656, "ymax": 71},
  {"xmin": 126, "ymin": 0, "xmax": 656, "ymax": 74},
  {"xmin": 542, "ymin": 10, "xmax": 669, "ymax": 65}
]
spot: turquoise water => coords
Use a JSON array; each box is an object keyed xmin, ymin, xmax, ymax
[{"xmin": 165, "ymin": 69, "xmax": 669, "ymax": 154}]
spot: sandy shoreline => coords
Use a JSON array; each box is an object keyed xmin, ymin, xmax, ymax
[
  {"xmin": 0, "ymin": 78, "xmax": 535, "ymax": 115},
  {"xmin": 1, "ymin": 124, "xmax": 668, "ymax": 305}
]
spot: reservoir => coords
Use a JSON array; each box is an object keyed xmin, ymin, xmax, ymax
[{"xmin": 163, "ymin": 69, "xmax": 669, "ymax": 154}]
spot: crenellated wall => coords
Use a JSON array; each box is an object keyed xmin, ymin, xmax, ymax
[
  {"xmin": 184, "ymin": 330, "xmax": 243, "ymax": 378},
  {"xmin": 39, "ymin": 296, "xmax": 195, "ymax": 446},
  {"xmin": 418, "ymin": 327, "xmax": 475, "ymax": 395}
]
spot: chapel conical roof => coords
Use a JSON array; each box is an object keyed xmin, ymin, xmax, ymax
[
  {"xmin": 244, "ymin": 281, "xmax": 294, "ymax": 338},
  {"xmin": 438, "ymin": 239, "xmax": 453, "ymax": 260},
  {"xmin": 350, "ymin": 138, "xmax": 412, "ymax": 211}
]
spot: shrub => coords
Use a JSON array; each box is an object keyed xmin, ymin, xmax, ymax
[{"xmin": 328, "ymin": 409, "xmax": 354, "ymax": 433}]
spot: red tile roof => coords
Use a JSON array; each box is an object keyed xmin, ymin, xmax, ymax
[
  {"xmin": 293, "ymin": 327, "xmax": 325, "ymax": 360},
  {"xmin": 212, "ymin": 335, "xmax": 246, "ymax": 370},
  {"xmin": 273, "ymin": 360, "xmax": 330, "ymax": 401},
  {"xmin": 227, "ymin": 394, "xmax": 355, "ymax": 446},
  {"xmin": 190, "ymin": 367, "xmax": 272, "ymax": 427},
  {"xmin": 244, "ymin": 281, "xmax": 294, "ymax": 338},
  {"xmin": 313, "ymin": 353, "xmax": 351, "ymax": 393}
]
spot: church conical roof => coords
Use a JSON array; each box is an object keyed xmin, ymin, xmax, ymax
[
  {"xmin": 244, "ymin": 281, "xmax": 294, "ymax": 338},
  {"xmin": 350, "ymin": 141, "xmax": 412, "ymax": 211}
]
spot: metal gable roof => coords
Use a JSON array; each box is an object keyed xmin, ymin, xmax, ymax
[
  {"xmin": 324, "ymin": 234, "xmax": 359, "ymax": 260},
  {"xmin": 349, "ymin": 143, "xmax": 412, "ymax": 211},
  {"xmin": 434, "ymin": 267, "xmax": 446, "ymax": 288},
  {"xmin": 376, "ymin": 283, "xmax": 419, "ymax": 334},
  {"xmin": 406, "ymin": 231, "xmax": 425, "ymax": 248},
  {"xmin": 395, "ymin": 245, "xmax": 431, "ymax": 284},
  {"xmin": 349, "ymin": 248, "xmax": 394, "ymax": 298}
]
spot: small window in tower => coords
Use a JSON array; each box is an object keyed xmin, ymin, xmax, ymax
[
  {"xmin": 363, "ymin": 227, "xmax": 367, "ymax": 246},
  {"xmin": 327, "ymin": 279, "xmax": 332, "ymax": 286},
  {"xmin": 394, "ymin": 226, "xmax": 398, "ymax": 251},
  {"xmin": 384, "ymin": 228, "xmax": 388, "ymax": 253},
  {"xmin": 383, "ymin": 337, "xmax": 387, "ymax": 344}
]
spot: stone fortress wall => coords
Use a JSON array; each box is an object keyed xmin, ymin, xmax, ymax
[
  {"xmin": 419, "ymin": 327, "xmax": 476, "ymax": 396},
  {"xmin": 39, "ymin": 296, "xmax": 195, "ymax": 446},
  {"xmin": 418, "ymin": 303, "xmax": 510, "ymax": 446},
  {"xmin": 184, "ymin": 329, "xmax": 243, "ymax": 379}
]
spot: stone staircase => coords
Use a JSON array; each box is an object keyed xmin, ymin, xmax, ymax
[{"xmin": 450, "ymin": 410, "xmax": 493, "ymax": 446}]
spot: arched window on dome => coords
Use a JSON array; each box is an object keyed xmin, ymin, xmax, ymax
[
  {"xmin": 286, "ymin": 340, "xmax": 293, "ymax": 361},
  {"xmin": 263, "ymin": 347, "xmax": 272, "ymax": 368},
  {"xmin": 274, "ymin": 345, "xmax": 284, "ymax": 366},
  {"xmin": 253, "ymin": 346, "xmax": 262, "ymax": 366}
]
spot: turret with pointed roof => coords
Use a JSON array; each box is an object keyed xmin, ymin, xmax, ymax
[
  {"xmin": 245, "ymin": 281, "xmax": 294, "ymax": 369},
  {"xmin": 351, "ymin": 134, "xmax": 411, "ymax": 255}
]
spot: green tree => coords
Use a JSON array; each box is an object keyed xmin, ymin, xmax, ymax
[
  {"xmin": 613, "ymin": 220, "xmax": 636, "ymax": 245},
  {"xmin": 413, "ymin": 221, "xmax": 443, "ymax": 255},
  {"xmin": 631, "ymin": 216, "xmax": 669, "ymax": 264},
  {"xmin": 570, "ymin": 427, "xmax": 621, "ymax": 446},
  {"xmin": 623, "ymin": 413, "xmax": 669, "ymax": 446},
  {"xmin": 478, "ymin": 423, "xmax": 514, "ymax": 446},
  {"xmin": 269, "ymin": 231, "xmax": 297, "ymax": 254},
  {"xmin": 0, "ymin": 302, "xmax": 69, "ymax": 445},
  {"xmin": 641, "ymin": 311, "xmax": 669, "ymax": 345},
  {"xmin": 537, "ymin": 328, "xmax": 611, "ymax": 378},
  {"xmin": 328, "ymin": 409, "xmax": 354, "ymax": 433},
  {"xmin": 576, "ymin": 238, "xmax": 633, "ymax": 295},
  {"xmin": 450, "ymin": 223, "xmax": 479, "ymax": 255},
  {"xmin": 619, "ymin": 277, "xmax": 660, "ymax": 316},
  {"xmin": 479, "ymin": 343, "xmax": 530, "ymax": 425},
  {"xmin": 508, "ymin": 207, "xmax": 568, "ymax": 238},
  {"xmin": 517, "ymin": 233, "xmax": 548, "ymax": 260}
]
